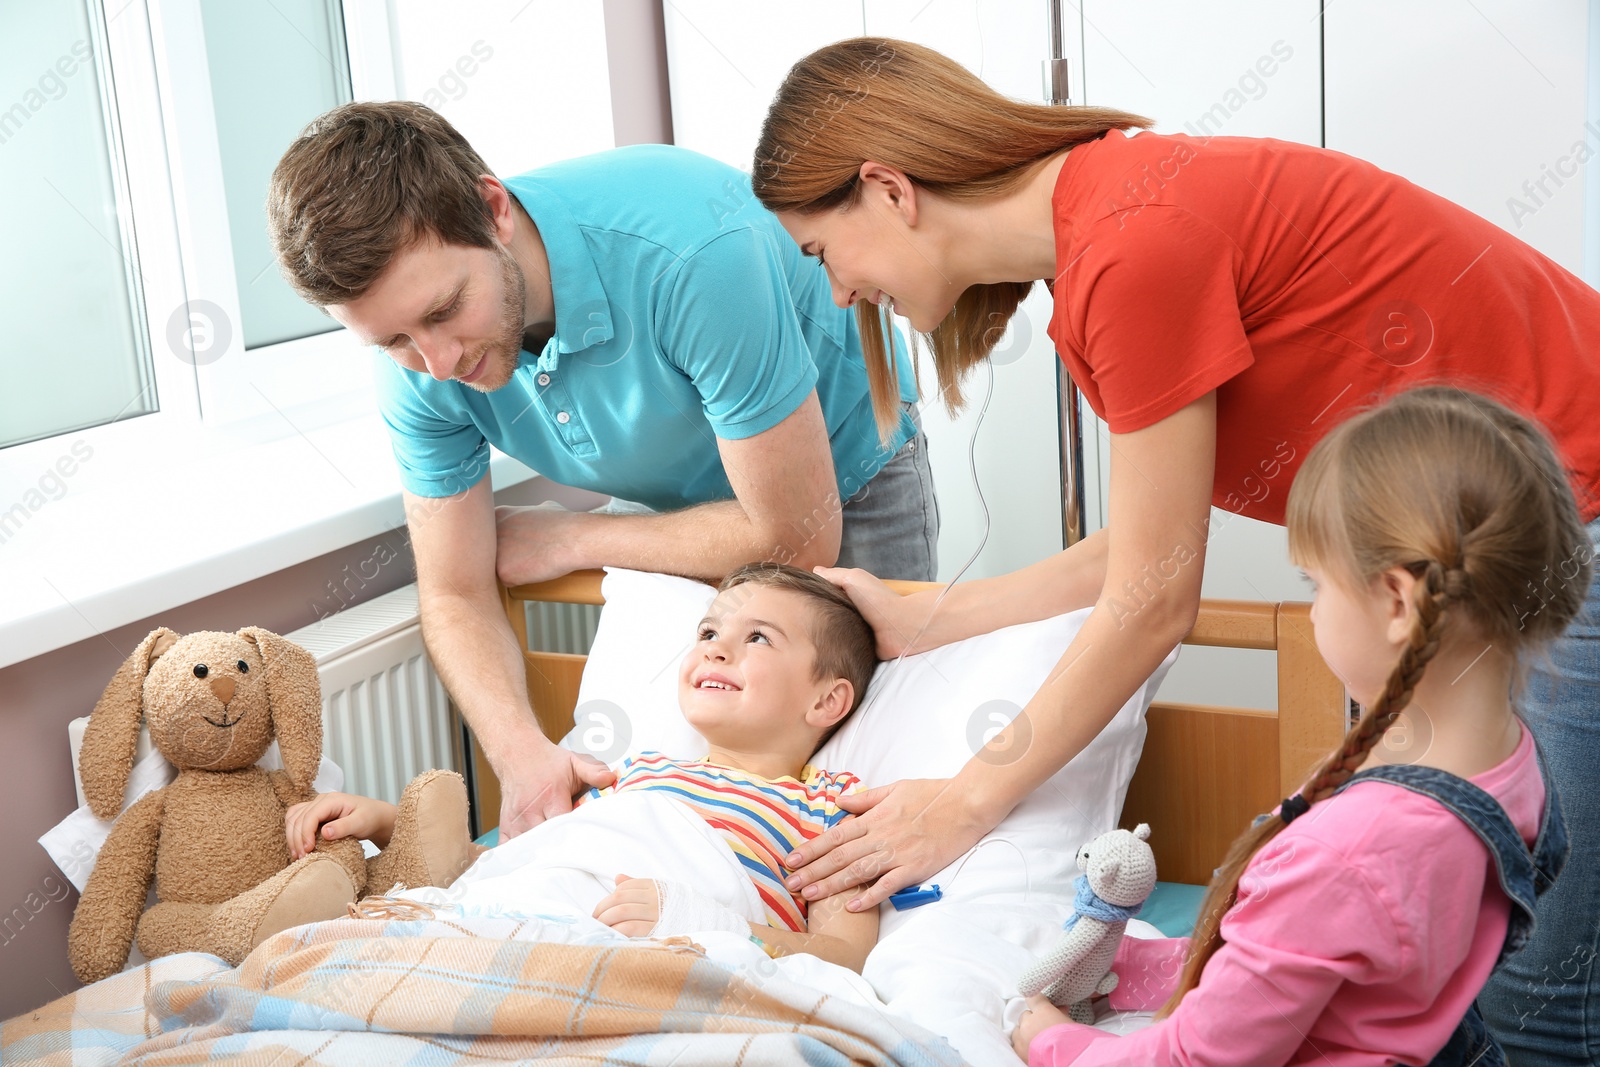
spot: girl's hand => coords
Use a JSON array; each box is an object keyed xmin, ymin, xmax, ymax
[
  {"xmin": 593, "ymin": 874, "xmax": 661, "ymax": 936},
  {"xmin": 813, "ymin": 567, "xmax": 939, "ymax": 658},
  {"xmin": 1012, "ymin": 995, "xmax": 1074, "ymax": 1060},
  {"xmin": 782, "ymin": 778, "xmax": 997, "ymax": 910},
  {"xmin": 284, "ymin": 792, "xmax": 394, "ymax": 859}
]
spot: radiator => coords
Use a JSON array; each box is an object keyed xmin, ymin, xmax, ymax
[
  {"xmin": 520, "ymin": 598, "xmax": 602, "ymax": 656},
  {"xmin": 283, "ymin": 584, "xmax": 457, "ymax": 805}
]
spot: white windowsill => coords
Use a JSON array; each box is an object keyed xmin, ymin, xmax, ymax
[{"xmin": 0, "ymin": 403, "xmax": 534, "ymax": 671}]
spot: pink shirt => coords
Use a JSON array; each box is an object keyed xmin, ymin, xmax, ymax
[{"xmin": 1031, "ymin": 723, "xmax": 1545, "ymax": 1066}]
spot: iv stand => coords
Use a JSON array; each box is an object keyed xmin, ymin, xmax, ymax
[{"xmin": 1045, "ymin": 0, "xmax": 1086, "ymax": 548}]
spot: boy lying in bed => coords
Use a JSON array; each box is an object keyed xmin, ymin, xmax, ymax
[{"xmin": 283, "ymin": 563, "xmax": 882, "ymax": 972}]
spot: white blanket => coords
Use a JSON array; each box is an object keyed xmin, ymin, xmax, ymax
[
  {"xmin": 394, "ymin": 790, "xmax": 768, "ymax": 934},
  {"xmin": 391, "ymin": 790, "xmax": 893, "ymax": 1014}
]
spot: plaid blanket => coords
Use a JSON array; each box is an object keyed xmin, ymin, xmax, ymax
[{"xmin": 2, "ymin": 915, "xmax": 964, "ymax": 1066}]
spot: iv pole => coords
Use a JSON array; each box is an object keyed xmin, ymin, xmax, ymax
[{"xmin": 1045, "ymin": 0, "xmax": 1086, "ymax": 549}]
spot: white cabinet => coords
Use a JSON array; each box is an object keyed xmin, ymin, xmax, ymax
[
  {"xmin": 663, "ymin": 2, "xmax": 866, "ymax": 172},
  {"xmin": 1079, "ymin": 0, "xmax": 1322, "ymax": 144},
  {"xmin": 1324, "ymin": 0, "xmax": 1591, "ymax": 277}
]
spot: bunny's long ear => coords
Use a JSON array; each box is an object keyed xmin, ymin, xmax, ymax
[
  {"xmin": 82, "ymin": 628, "xmax": 179, "ymax": 820},
  {"xmin": 239, "ymin": 628, "xmax": 322, "ymax": 792}
]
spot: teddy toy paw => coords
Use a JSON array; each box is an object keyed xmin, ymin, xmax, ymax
[
  {"xmin": 365, "ymin": 770, "xmax": 475, "ymax": 895},
  {"xmin": 250, "ymin": 855, "xmax": 359, "ymax": 951}
]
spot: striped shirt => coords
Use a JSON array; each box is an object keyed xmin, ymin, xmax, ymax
[{"xmin": 579, "ymin": 752, "xmax": 860, "ymax": 931}]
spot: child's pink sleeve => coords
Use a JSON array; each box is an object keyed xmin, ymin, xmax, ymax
[
  {"xmin": 1106, "ymin": 935, "xmax": 1190, "ymax": 1011},
  {"xmin": 1030, "ymin": 1022, "xmax": 1116, "ymax": 1066},
  {"xmin": 1026, "ymin": 938, "xmax": 1188, "ymax": 1064}
]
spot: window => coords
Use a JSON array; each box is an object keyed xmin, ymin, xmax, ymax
[
  {"xmin": 198, "ymin": 0, "xmax": 352, "ymax": 350},
  {"xmin": 0, "ymin": 1, "xmax": 155, "ymax": 449},
  {"xmin": 0, "ymin": 0, "xmax": 383, "ymax": 464}
]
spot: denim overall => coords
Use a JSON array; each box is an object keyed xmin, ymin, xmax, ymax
[{"xmin": 1330, "ymin": 758, "xmax": 1569, "ymax": 1066}]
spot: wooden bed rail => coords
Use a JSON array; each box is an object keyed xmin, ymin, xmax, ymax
[{"xmin": 492, "ymin": 572, "xmax": 1348, "ymax": 886}]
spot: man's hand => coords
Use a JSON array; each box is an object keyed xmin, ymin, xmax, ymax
[
  {"xmin": 494, "ymin": 504, "xmax": 586, "ymax": 586},
  {"xmin": 592, "ymin": 874, "xmax": 661, "ymax": 936},
  {"xmin": 495, "ymin": 726, "xmax": 616, "ymax": 840}
]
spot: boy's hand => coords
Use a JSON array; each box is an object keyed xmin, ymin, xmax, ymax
[
  {"xmin": 1012, "ymin": 995, "xmax": 1073, "ymax": 1059},
  {"xmin": 592, "ymin": 874, "xmax": 661, "ymax": 936},
  {"xmin": 285, "ymin": 792, "xmax": 394, "ymax": 859}
]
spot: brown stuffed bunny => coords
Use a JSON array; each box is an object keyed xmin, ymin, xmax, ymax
[{"xmin": 67, "ymin": 626, "xmax": 476, "ymax": 985}]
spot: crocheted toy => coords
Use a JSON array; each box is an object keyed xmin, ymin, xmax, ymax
[
  {"xmin": 1018, "ymin": 823, "xmax": 1157, "ymax": 1023},
  {"xmin": 67, "ymin": 627, "xmax": 477, "ymax": 984}
]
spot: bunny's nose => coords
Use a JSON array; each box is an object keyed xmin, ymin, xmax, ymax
[{"xmin": 209, "ymin": 674, "xmax": 236, "ymax": 704}]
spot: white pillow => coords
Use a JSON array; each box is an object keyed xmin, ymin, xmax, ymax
[
  {"xmin": 565, "ymin": 567, "xmax": 1178, "ymax": 931},
  {"xmin": 563, "ymin": 568, "xmax": 719, "ymax": 765}
]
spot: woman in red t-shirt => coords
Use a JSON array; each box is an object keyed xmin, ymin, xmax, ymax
[{"xmin": 755, "ymin": 38, "xmax": 1600, "ymax": 1066}]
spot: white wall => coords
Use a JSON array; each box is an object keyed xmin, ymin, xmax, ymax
[{"xmin": 387, "ymin": 0, "xmax": 616, "ymax": 175}]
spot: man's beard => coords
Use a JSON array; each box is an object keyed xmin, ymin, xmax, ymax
[{"xmin": 459, "ymin": 248, "xmax": 529, "ymax": 393}]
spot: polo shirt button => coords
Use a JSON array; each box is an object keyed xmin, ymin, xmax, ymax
[
  {"xmin": 537, "ymin": 372, "xmax": 551, "ymax": 386},
  {"xmin": 556, "ymin": 411, "xmax": 570, "ymax": 424}
]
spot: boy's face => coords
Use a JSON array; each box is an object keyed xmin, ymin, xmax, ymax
[{"xmin": 678, "ymin": 585, "xmax": 850, "ymax": 752}]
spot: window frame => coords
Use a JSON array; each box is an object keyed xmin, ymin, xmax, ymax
[
  {"xmin": 150, "ymin": 0, "xmax": 395, "ymax": 431},
  {"xmin": 0, "ymin": 0, "xmax": 200, "ymax": 477},
  {"xmin": 2, "ymin": 0, "xmax": 410, "ymax": 478}
]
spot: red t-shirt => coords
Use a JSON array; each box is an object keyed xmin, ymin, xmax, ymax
[{"xmin": 1047, "ymin": 129, "xmax": 1600, "ymax": 525}]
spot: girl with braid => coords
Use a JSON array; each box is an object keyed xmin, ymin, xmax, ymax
[{"xmin": 1014, "ymin": 386, "xmax": 1589, "ymax": 1066}]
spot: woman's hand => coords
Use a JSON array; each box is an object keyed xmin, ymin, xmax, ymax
[
  {"xmin": 782, "ymin": 778, "xmax": 999, "ymax": 910},
  {"xmin": 592, "ymin": 874, "xmax": 661, "ymax": 936},
  {"xmin": 1012, "ymin": 995, "xmax": 1074, "ymax": 1060},
  {"xmin": 285, "ymin": 792, "xmax": 396, "ymax": 859},
  {"xmin": 813, "ymin": 567, "xmax": 941, "ymax": 659}
]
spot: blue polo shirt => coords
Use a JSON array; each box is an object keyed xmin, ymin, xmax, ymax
[{"xmin": 374, "ymin": 145, "xmax": 916, "ymax": 510}]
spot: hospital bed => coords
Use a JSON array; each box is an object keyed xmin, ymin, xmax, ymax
[{"xmin": 7, "ymin": 572, "xmax": 1346, "ymax": 1067}]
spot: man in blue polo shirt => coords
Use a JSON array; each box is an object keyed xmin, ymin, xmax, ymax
[{"xmin": 269, "ymin": 102, "xmax": 937, "ymax": 839}]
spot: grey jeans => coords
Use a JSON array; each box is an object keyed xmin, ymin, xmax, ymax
[{"xmin": 836, "ymin": 416, "xmax": 940, "ymax": 581}]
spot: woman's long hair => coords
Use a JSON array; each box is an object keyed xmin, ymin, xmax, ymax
[
  {"xmin": 752, "ymin": 37, "xmax": 1150, "ymax": 439},
  {"xmin": 1161, "ymin": 385, "xmax": 1592, "ymax": 1016}
]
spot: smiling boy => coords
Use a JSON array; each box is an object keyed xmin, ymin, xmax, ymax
[{"xmin": 287, "ymin": 563, "xmax": 882, "ymax": 971}]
